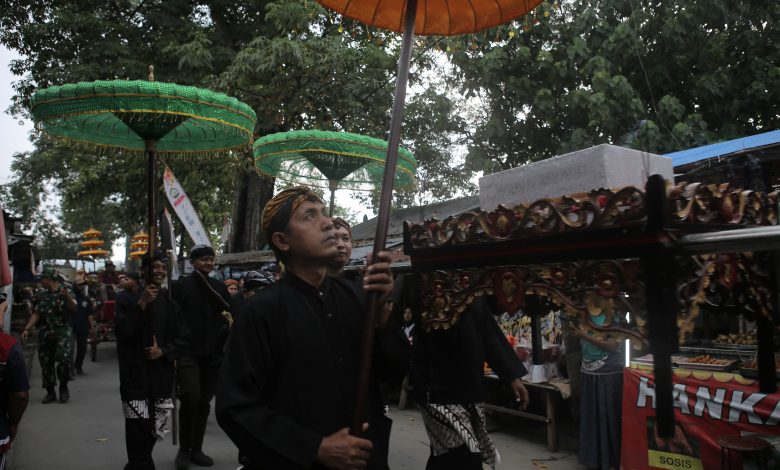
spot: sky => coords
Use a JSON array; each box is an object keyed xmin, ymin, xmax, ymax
[{"xmin": 0, "ymin": 46, "xmax": 33, "ymax": 186}]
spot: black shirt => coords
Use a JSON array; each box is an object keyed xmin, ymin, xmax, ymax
[
  {"xmin": 71, "ymin": 287, "xmax": 94, "ymax": 336},
  {"xmin": 411, "ymin": 297, "xmax": 527, "ymax": 404},
  {"xmin": 216, "ymin": 273, "xmax": 400, "ymax": 470},
  {"xmin": 171, "ymin": 273, "xmax": 231, "ymax": 358},
  {"xmin": 115, "ymin": 288, "xmax": 190, "ymax": 401}
]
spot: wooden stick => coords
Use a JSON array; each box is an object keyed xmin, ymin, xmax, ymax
[
  {"xmin": 350, "ymin": 0, "xmax": 418, "ymax": 436},
  {"xmin": 146, "ymin": 139, "xmax": 157, "ymax": 284}
]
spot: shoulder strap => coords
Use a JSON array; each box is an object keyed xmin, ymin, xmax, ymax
[{"xmin": 193, "ymin": 270, "xmax": 230, "ymax": 311}]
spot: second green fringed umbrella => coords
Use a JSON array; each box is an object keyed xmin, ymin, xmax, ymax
[
  {"xmin": 254, "ymin": 129, "xmax": 417, "ymax": 215},
  {"xmin": 31, "ymin": 71, "xmax": 257, "ymax": 271}
]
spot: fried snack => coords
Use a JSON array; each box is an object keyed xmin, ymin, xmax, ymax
[{"xmin": 681, "ymin": 355, "xmax": 731, "ymax": 365}]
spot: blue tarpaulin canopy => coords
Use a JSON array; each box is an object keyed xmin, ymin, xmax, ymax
[{"xmin": 665, "ymin": 130, "xmax": 780, "ymax": 168}]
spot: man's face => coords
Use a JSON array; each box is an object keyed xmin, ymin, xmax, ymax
[
  {"xmin": 273, "ymin": 200, "xmax": 337, "ymax": 263},
  {"xmin": 333, "ymin": 226, "xmax": 352, "ymax": 267},
  {"xmin": 151, "ymin": 260, "xmax": 167, "ymax": 285},
  {"xmin": 226, "ymin": 284, "xmax": 239, "ymax": 295},
  {"xmin": 192, "ymin": 255, "xmax": 215, "ymax": 274},
  {"xmin": 87, "ymin": 274, "xmax": 99, "ymax": 285},
  {"xmin": 106, "ymin": 264, "xmax": 115, "ymax": 272},
  {"xmin": 118, "ymin": 274, "xmax": 136, "ymax": 290}
]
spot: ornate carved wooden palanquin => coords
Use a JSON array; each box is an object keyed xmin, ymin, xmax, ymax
[
  {"xmin": 403, "ymin": 175, "xmax": 779, "ymax": 437},
  {"xmin": 418, "ymin": 261, "xmax": 647, "ymax": 346}
]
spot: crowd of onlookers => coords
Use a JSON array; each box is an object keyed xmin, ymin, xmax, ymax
[{"xmin": 0, "ymin": 187, "xmax": 537, "ymax": 470}]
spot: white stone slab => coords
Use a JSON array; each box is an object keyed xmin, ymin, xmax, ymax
[{"xmin": 478, "ymin": 144, "xmax": 673, "ymax": 210}]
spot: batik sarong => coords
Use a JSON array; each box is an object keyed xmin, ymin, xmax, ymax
[
  {"xmin": 420, "ymin": 402, "xmax": 499, "ymax": 469},
  {"xmin": 122, "ymin": 398, "xmax": 174, "ymax": 441}
]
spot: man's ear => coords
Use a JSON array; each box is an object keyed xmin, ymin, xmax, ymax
[{"xmin": 271, "ymin": 232, "xmax": 291, "ymax": 254}]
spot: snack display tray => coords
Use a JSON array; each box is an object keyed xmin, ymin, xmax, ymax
[
  {"xmin": 675, "ymin": 359, "xmax": 734, "ymax": 371},
  {"xmin": 631, "ymin": 355, "xmax": 686, "ymax": 365},
  {"xmin": 631, "ymin": 354, "xmax": 655, "ymax": 365},
  {"xmin": 712, "ymin": 342, "xmax": 757, "ymax": 350}
]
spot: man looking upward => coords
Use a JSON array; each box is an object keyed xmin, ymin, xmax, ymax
[{"xmin": 217, "ymin": 187, "xmax": 398, "ymax": 470}]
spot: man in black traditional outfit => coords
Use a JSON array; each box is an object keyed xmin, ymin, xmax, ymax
[
  {"xmin": 116, "ymin": 253, "xmax": 190, "ymax": 470},
  {"xmin": 171, "ymin": 244, "xmax": 231, "ymax": 469},
  {"xmin": 71, "ymin": 270, "xmax": 95, "ymax": 377},
  {"xmin": 326, "ymin": 217, "xmax": 353, "ymax": 277},
  {"xmin": 216, "ymin": 187, "xmax": 401, "ymax": 470},
  {"xmin": 412, "ymin": 296, "xmax": 529, "ymax": 470}
]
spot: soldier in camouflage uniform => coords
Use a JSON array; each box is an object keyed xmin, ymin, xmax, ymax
[{"xmin": 21, "ymin": 267, "xmax": 77, "ymax": 404}]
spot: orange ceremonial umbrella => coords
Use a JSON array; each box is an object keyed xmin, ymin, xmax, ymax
[
  {"xmin": 315, "ymin": 0, "xmax": 543, "ymax": 436},
  {"xmin": 318, "ymin": 0, "xmax": 542, "ymax": 35}
]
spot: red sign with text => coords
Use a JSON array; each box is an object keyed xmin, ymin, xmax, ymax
[{"xmin": 621, "ymin": 366, "xmax": 779, "ymax": 470}]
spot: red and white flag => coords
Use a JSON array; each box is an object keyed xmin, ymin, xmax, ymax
[
  {"xmin": 161, "ymin": 208, "xmax": 181, "ymax": 281},
  {"xmin": 162, "ymin": 166, "xmax": 211, "ymax": 247}
]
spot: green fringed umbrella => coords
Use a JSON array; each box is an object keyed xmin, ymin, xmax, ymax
[
  {"xmin": 30, "ymin": 71, "xmax": 256, "ymax": 275},
  {"xmin": 254, "ymin": 130, "xmax": 417, "ymax": 216}
]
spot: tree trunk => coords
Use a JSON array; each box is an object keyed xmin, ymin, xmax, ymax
[{"xmin": 229, "ymin": 154, "xmax": 275, "ymax": 253}]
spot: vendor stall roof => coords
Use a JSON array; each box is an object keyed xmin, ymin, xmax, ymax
[
  {"xmin": 665, "ymin": 130, "xmax": 780, "ymax": 168},
  {"xmin": 215, "ymin": 250, "xmax": 275, "ymax": 267},
  {"xmin": 349, "ymin": 238, "xmax": 404, "ymax": 260},
  {"xmin": 350, "ymin": 195, "xmax": 479, "ymax": 242}
]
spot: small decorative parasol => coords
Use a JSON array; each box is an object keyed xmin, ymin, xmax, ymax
[
  {"xmin": 130, "ymin": 231, "xmax": 150, "ymax": 260},
  {"xmin": 77, "ymin": 227, "xmax": 110, "ymax": 270},
  {"xmin": 254, "ymin": 130, "xmax": 417, "ymax": 215},
  {"xmin": 315, "ymin": 0, "xmax": 544, "ymax": 436},
  {"xmin": 31, "ymin": 67, "xmax": 256, "ymax": 280}
]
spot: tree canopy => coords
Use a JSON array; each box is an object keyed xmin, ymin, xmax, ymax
[
  {"xmin": 446, "ymin": 0, "xmax": 780, "ymax": 173},
  {"xmin": 0, "ymin": 0, "xmax": 468, "ymax": 256},
  {"xmin": 1, "ymin": 0, "xmax": 778, "ymax": 258}
]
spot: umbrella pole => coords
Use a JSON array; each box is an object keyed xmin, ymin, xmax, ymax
[
  {"xmin": 146, "ymin": 139, "xmax": 158, "ymax": 283},
  {"xmin": 350, "ymin": 0, "xmax": 418, "ymax": 436},
  {"xmin": 328, "ymin": 179, "xmax": 338, "ymax": 217},
  {"xmin": 145, "ymin": 135, "xmax": 160, "ymax": 439}
]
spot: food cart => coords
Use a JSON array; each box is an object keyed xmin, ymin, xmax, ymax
[{"xmin": 403, "ymin": 175, "xmax": 780, "ymax": 468}]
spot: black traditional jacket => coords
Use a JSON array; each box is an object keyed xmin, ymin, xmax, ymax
[
  {"xmin": 171, "ymin": 273, "xmax": 231, "ymax": 359},
  {"xmin": 115, "ymin": 288, "xmax": 190, "ymax": 401},
  {"xmin": 411, "ymin": 296, "xmax": 527, "ymax": 405},
  {"xmin": 216, "ymin": 273, "xmax": 407, "ymax": 470}
]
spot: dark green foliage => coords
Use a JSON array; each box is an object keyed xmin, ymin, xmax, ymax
[
  {"xmin": 1, "ymin": 0, "xmax": 458, "ymax": 252},
  {"xmin": 447, "ymin": 0, "xmax": 780, "ymax": 173},
  {"xmin": 3, "ymin": 0, "xmax": 778, "ymax": 257}
]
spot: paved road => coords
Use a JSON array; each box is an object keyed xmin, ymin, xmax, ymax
[{"xmin": 10, "ymin": 344, "xmax": 582, "ymax": 469}]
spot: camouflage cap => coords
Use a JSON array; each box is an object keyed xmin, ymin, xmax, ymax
[{"xmin": 40, "ymin": 266, "xmax": 63, "ymax": 281}]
